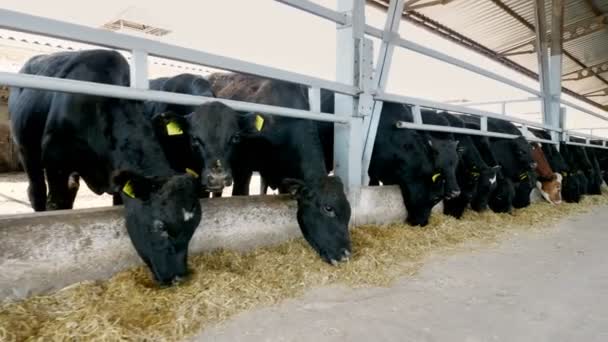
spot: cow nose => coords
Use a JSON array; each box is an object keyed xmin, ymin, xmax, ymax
[{"xmin": 206, "ymin": 172, "xmax": 230, "ymax": 190}]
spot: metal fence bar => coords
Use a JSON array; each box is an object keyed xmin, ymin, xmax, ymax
[
  {"xmin": 0, "ymin": 72, "xmax": 349, "ymax": 124},
  {"xmin": 394, "ymin": 121, "xmax": 557, "ymax": 144},
  {"xmin": 565, "ymin": 141, "xmax": 608, "ymax": 150},
  {"xmin": 334, "ymin": 0, "xmax": 365, "ymax": 192},
  {"xmin": 0, "ymin": 9, "xmax": 358, "ymax": 96},
  {"xmin": 362, "ymin": 28, "xmax": 543, "ymax": 97},
  {"xmin": 377, "ymin": 91, "xmax": 559, "ymax": 131},
  {"xmin": 560, "ymin": 98, "xmax": 608, "ymax": 121},
  {"xmin": 130, "ymin": 49, "xmax": 149, "ymax": 90},
  {"xmin": 461, "ymin": 97, "xmax": 540, "ymax": 107}
]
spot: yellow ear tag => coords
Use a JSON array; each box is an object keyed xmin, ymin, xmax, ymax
[
  {"xmin": 471, "ymin": 171, "xmax": 480, "ymax": 177},
  {"xmin": 166, "ymin": 120, "xmax": 183, "ymax": 136},
  {"xmin": 185, "ymin": 168, "xmax": 199, "ymax": 178},
  {"xmin": 562, "ymin": 172, "xmax": 568, "ymax": 177},
  {"xmin": 122, "ymin": 180, "xmax": 136, "ymax": 198},
  {"xmin": 255, "ymin": 114, "xmax": 264, "ymax": 131},
  {"xmin": 432, "ymin": 173, "xmax": 441, "ymax": 183},
  {"xmin": 519, "ymin": 172, "xmax": 528, "ymax": 180}
]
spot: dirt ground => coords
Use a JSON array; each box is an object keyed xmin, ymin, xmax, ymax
[
  {"xmin": 194, "ymin": 206, "xmax": 608, "ymax": 342},
  {"xmin": 0, "ymin": 172, "xmax": 274, "ymax": 215}
]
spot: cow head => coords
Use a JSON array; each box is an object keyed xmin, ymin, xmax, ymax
[
  {"xmin": 471, "ymin": 165, "xmax": 501, "ymax": 211},
  {"xmin": 283, "ymin": 177, "xmax": 351, "ymax": 265},
  {"xmin": 536, "ymin": 173, "xmax": 562, "ymax": 204},
  {"xmin": 427, "ymin": 137, "xmax": 461, "ymax": 200},
  {"xmin": 151, "ymin": 101, "xmax": 242, "ymax": 193},
  {"xmin": 112, "ymin": 170, "xmax": 201, "ymax": 286},
  {"xmin": 561, "ymin": 171, "xmax": 581, "ymax": 203},
  {"xmin": 513, "ymin": 170, "xmax": 536, "ymax": 208},
  {"xmin": 488, "ymin": 174, "xmax": 515, "ymax": 213},
  {"xmin": 512, "ymin": 136, "xmax": 537, "ymax": 171}
]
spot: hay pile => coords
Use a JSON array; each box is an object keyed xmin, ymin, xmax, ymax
[{"xmin": 1, "ymin": 195, "xmax": 607, "ymax": 341}]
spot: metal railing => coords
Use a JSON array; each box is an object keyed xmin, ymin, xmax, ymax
[{"xmin": 1, "ymin": 0, "xmax": 608, "ymax": 189}]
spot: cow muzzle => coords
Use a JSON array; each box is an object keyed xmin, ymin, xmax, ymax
[
  {"xmin": 202, "ymin": 170, "xmax": 233, "ymax": 192},
  {"xmin": 445, "ymin": 189, "xmax": 461, "ymax": 200}
]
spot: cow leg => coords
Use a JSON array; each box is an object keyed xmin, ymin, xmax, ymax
[
  {"xmin": 46, "ymin": 168, "xmax": 78, "ymax": 210},
  {"xmin": 212, "ymin": 191, "xmax": 223, "ymax": 198},
  {"xmin": 19, "ymin": 146, "xmax": 47, "ymax": 211},
  {"xmin": 232, "ymin": 170, "xmax": 252, "ymax": 196},
  {"xmin": 369, "ymin": 177, "xmax": 380, "ymax": 186}
]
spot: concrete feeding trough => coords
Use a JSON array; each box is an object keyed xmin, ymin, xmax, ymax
[{"xmin": 0, "ymin": 185, "xmax": 417, "ymax": 301}]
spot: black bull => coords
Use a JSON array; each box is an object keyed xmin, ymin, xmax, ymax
[{"xmin": 9, "ymin": 49, "xmax": 202, "ymax": 286}]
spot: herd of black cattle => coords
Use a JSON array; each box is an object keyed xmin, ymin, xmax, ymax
[{"xmin": 7, "ymin": 49, "xmax": 608, "ymax": 285}]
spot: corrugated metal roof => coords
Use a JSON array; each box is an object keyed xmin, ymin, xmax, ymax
[{"xmin": 369, "ymin": 0, "xmax": 608, "ymax": 110}]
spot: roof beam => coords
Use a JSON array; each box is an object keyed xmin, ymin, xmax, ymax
[
  {"xmin": 563, "ymin": 60, "xmax": 608, "ymax": 81},
  {"xmin": 499, "ymin": 14, "xmax": 607, "ymax": 55},
  {"xmin": 489, "ymin": 0, "xmax": 608, "ymax": 102},
  {"xmin": 584, "ymin": 87, "xmax": 608, "ymax": 97},
  {"xmin": 404, "ymin": 0, "xmax": 456, "ymax": 11}
]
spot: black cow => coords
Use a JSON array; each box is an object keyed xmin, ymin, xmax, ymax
[
  {"xmin": 435, "ymin": 112, "xmax": 499, "ymax": 218},
  {"xmin": 307, "ymin": 96, "xmax": 460, "ymax": 226},
  {"xmin": 584, "ymin": 145, "xmax": 603, "ymax": 195},
  {"xmin": 529, "ymin": 129, "xmax": 582, "ymax": 203},
  {"xmin": 560, "ymin": 141, "xmax": 593, "ymax": 195},
  {"xmin": 485, "ymin": 118, "xmax": 536, "ymax": 209},
  {"xmin": 368, "ymin": 103, "xmax": 446, "ymax": 226},
  {"xmin": 9, "ymin": 50, "xmax": 202, "ymax": 285},
  {"xmin": 592, "ymin": 142, "xmax": 608, "ymax": 184},
  {"xmin": 208, "ymin": 72, "xmax": 351, "ymax": 265},
  {"xmin": 461, "ymin": 116, "xmax": 518, "ymax": 213},
  {"xmin": 144, "ymin": 74, "xmax": 241, "ymax": 197}
]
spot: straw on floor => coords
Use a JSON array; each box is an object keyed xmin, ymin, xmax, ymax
[{"xmin": 1, "ymin": 194, "xmax": 607, "ymax": 341}]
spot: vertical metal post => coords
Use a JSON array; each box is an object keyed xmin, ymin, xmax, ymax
[
  {"xmin": 130, "ymin": 49, "xmax": 149, "ymax": 89},
  {"xmin": 535, "ymin": 0, "xmax": 564, "ymax": 143},
  {"xmin": 361, "ymin": 0, "xmax": 405, "ymax": 185},
  {"xmin": 308, "ymin": 87, "xmax": 321, "ymax": 112},
  {"xmin": 501, "ymin": 102, "xmax": 506, "ymax": 115},
  {"xmin": 335, "ymin": 0, "xmax": 365, "ymax": 196},
  {"xmin": 558, "ymin": 106, "xmax": 567, "ymax": 150},
  {"xmin": 549, "ymin": 0, "xmax": 564, "ymax": 143},
  {"xmin": 533, "ymin": 0, "xmax": 551, "ymax": 127},
  {"xmin": 480, "ymin": 116, "xmax": 488, "ymax": 132}
]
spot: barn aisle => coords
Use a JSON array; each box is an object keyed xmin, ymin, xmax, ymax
[{"xmin": 195, "ymin": 206, "xmax": 608, "ymax": 342}]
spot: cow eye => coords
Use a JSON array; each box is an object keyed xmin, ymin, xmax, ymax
[
  {"xmin": 231, "ymin": 134, "xmax": 241, "ymax": 144},
  {"xmin": 322, "ymin": 205, "xmax": 336, "ymax": 217}
]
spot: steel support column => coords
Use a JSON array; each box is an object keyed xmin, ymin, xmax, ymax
[
  {"xmin": 549, "ymin": 0, "xmax": 564, "ymax": 142},
  {"xmin": 335, "ymin": 0, "xmax": 365, "ymax": 195},
  {"xmin": 534, "ymin": 0, "xmax": 555, "ymax": 140},
  {"xmin": 361, "ymin": 0, "xmax": 405, "ymax": 185}
]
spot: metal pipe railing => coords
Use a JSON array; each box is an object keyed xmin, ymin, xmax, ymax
[{"xmin": 0, "ymin": 72, "xmax": 349, "ymax": 124}]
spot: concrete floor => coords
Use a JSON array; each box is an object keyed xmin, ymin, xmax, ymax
[
  {"xmin": 195, "ymin": 206, "xmax": 608, "ymax": 342},
  {"xmin": 0, "ymin": 172, "xmax": 274, "ymax": 215}
]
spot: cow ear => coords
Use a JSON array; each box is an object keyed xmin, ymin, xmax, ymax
[
  {"xmin": 111, "ymin": 170, "xmax": 156, "ymax": 200},
  {"xmin": 240, "ymin": 112, "xmax": 267, "ymax": 134},
  {"xmin": 151, "ymin": 111, "xmax": 190, "ymax": 137},
  {"xmin": 282, "ymin": 178, "xmax": 310, "ymax": 199}
]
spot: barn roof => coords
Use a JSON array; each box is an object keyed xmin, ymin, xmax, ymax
[{"xmin": 368, "ymin": 0, "xmax": 608, "ymax": 111}]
